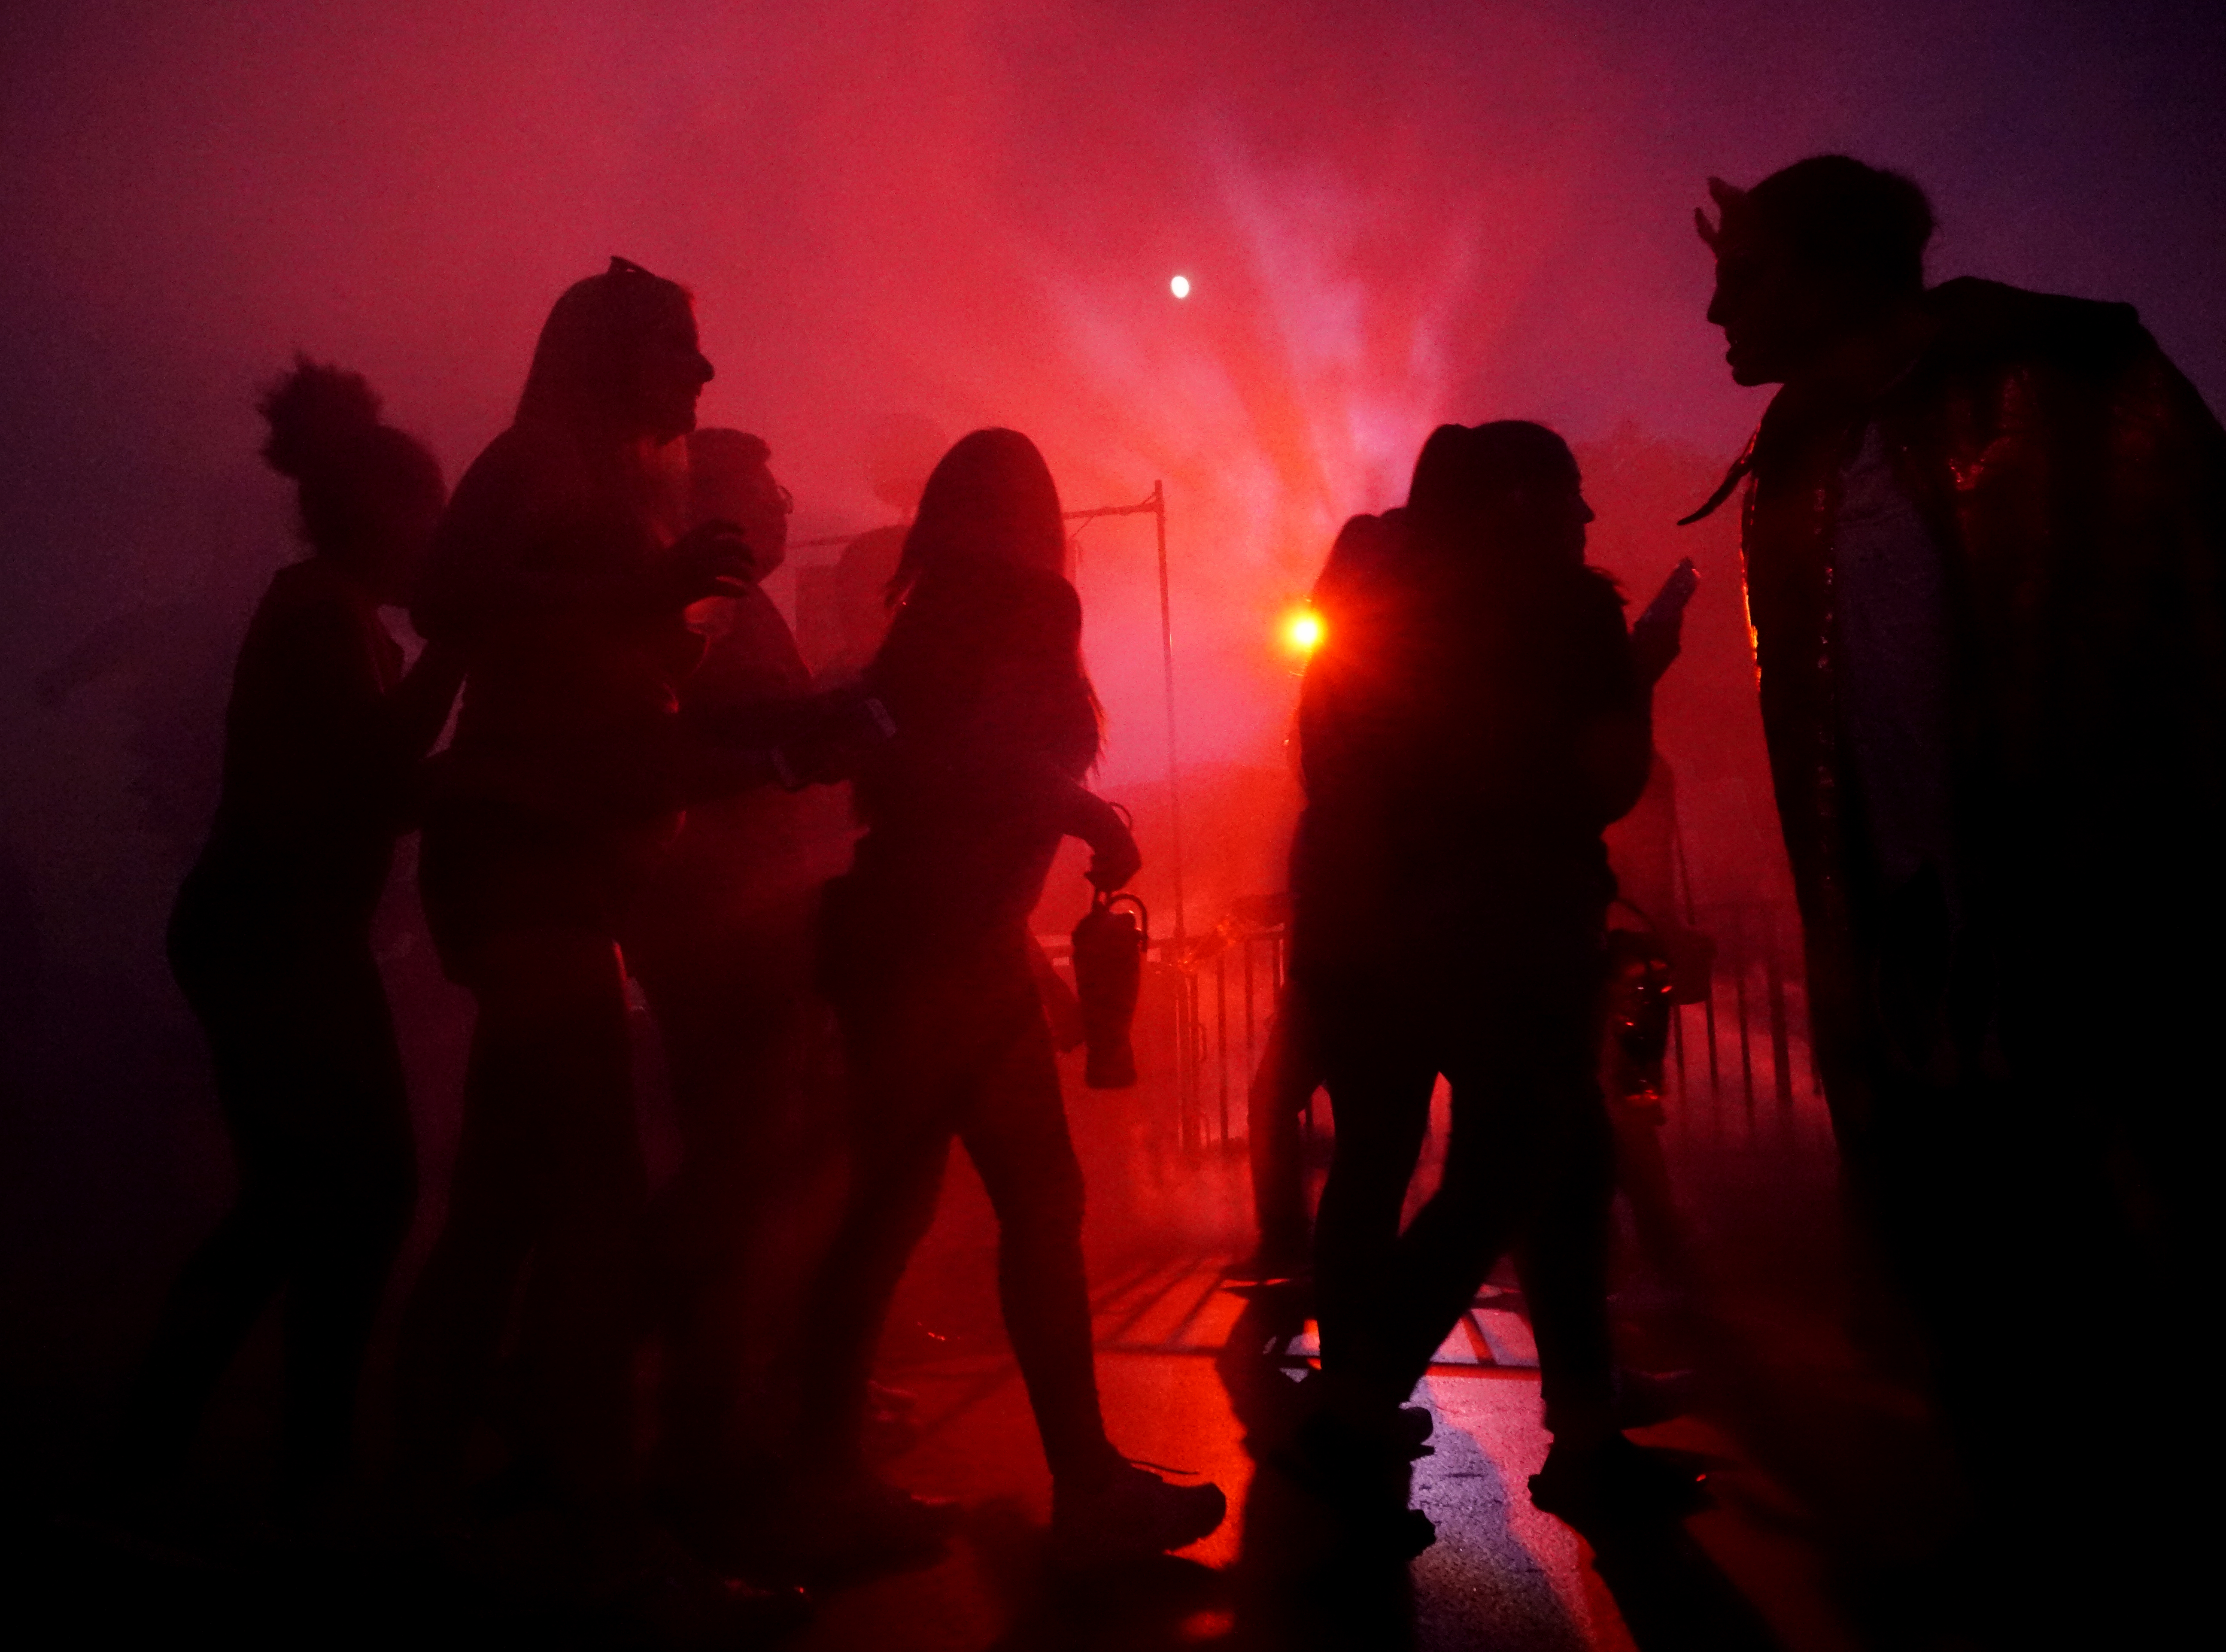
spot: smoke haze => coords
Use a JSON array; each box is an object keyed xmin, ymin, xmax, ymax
[{"xmin": 7, "ymin": 1, "xmax": 2222, "ymax": 784}]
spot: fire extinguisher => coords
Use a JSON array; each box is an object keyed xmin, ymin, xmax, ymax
[{"xmin": 1070, "ymin": 889, "xmax": 1148, "ymax": 1089}]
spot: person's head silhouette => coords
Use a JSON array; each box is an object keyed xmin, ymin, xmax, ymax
[
  {"xmin": 887, "ymin": 428, "xmax": 1067, "ymax": 606},
  {"xmin": 259, "ymin": 357, "xmax": 444, "ymax": 604},
  {"xmin": 1696, "ymin": 156, "xmax": 1934, "ymax": 386},
  {"xmin": 686, "ymin": 428, "xmax": 789, "ymax": 580},
  {"xmin": 518, "ymin": 256, "xmax": 713, "ymax": 443},
  {"xmin": 1406, "ymin": 419, "xmax": 1593, "ymax": 575}
]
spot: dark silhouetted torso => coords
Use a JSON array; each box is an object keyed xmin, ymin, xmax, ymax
[
  {"xmin": 845, "ymin": 562, "xmax": 1096, "ymax": 942},
  {"xmin": 182, "ymin": 558, "xmax": 410, "ymax": 951}
]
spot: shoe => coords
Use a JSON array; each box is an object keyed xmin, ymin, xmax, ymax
[
  {"xmin": 1354, "ymin": 1504, "xmax": 1437, "ymax": 1561},
  {"xmin": 862, "ymin": 1382, "xmax": 921, "ymax": 1461},
  {"xmin": 1050, "ymin": 1461, "xmax": 1227, "ymax": 1576},
  {"xmin": 1527, "ymin": 1433, "xmax": 1710, "ymax": 1534},
  {"xmin": 1612, "ymin": 1366, "xmax": 1699, "ymax": 1430},
  {"xmin": 1273, "ymin": 1398, "xmax": 1439, "ymax": 1558},
  {"xmin": 865, "ymin": 1380, "xmax": 919, "ymax": 1417},
  {"xmin": 1224, "ymin": 1251, "xmax": 1311, "ymax": 1289},
  {"xmin": 1277, "ymin": 1387, "xmax": 1432, "ymax": 1475},
  {"xmin": 596, "ymin": 1521, "xmax": 814, "ymax": 1648},
  {"xmin": 776, "ymin": 1469, "xmax": 959, "ymax": 1579}
]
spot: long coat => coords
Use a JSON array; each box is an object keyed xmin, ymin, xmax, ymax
[{"xmin": 1695, "ymin": 277, "xmax": 2226, "ymax": 1148}]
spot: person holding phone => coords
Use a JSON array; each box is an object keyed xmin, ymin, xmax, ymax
[
  {"xmin": 1292, "ymin": 422, "xmax": 1701, "ymax": 1550},
  {"xmin": 392, "ymin": 261, "xmax": 755, "ymax": 1556}
]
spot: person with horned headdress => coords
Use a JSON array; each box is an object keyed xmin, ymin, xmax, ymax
[
  {"xmin": 120, "ymin": 360, "xmax": 459, "ymax": 1509},
  {"xmin": 780, "ymin": 428, "xmax": 1227, "ymax": 1576},
  {"xmin": 1289, "ymin": 422, "xmax": 1703, "ymax": 1552},
  {"xmin": 1688, "ymin": 156, "xmax": 2224, "ymax": 1631},
  {"xmin": 390, "ymin": 261, "xmax": 761, "ymax": 1560}
]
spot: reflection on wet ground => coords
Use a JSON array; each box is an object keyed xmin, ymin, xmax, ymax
[{"xmin": 789, "ymin": 1252, "xmax": 1838, "ymax": 1651}]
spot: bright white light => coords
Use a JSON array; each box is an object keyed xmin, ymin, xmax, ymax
[
  {"xmin": 1283, "ymin": 609, "xmax": 1323, "ymax": 654},
  {"xmin": 1169, "ymin": 273, "xmax": 1191, "ymax": 299}
]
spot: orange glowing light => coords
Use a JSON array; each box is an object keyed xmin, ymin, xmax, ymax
[
  {"xmin": 1283, "ymin": 609, "xmax": 1324, "ymax": 653},
  {"xmin": 1169, "ymin": 273, "xmax": 1192, "ymax": 299}
]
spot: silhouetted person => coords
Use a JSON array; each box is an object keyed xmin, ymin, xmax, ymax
[
  {"xmin": 623, "ymin": 430, "xmax": 856, "ymax": 1525},
  {"xmin": 120, "ymin": 360, "xmax": 457, "ymax": 1508},
  {"xmin": 1292, "ymin": 422, "xmax": 1695, "ymax": 1550},
  {"xmin": 1688, "ymin": 156, "xmax": 2224, "ymax": 1631},
  {"xmin": 794, "ymin": 413, "xmax": 939, "ymax": 682},
  {"xmin": 392, "ymin": 261, "xmax": 753, "ymax": 1549},
  {"xmin": 784, "ymin": 428, "xmax": 1227, "ymax": 1574},
  {"xmin": 1599, "ymin": 753, "xmax": 1696, "ymax": 1290},
  {"xmin": 1233, "ymin": 981, "xmax": 1319, "ymax": 1286}
]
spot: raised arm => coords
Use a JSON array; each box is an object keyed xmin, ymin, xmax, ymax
[{"xmin": 1576, "ymin": 576, "xmax": 1655, "ymax": 829}]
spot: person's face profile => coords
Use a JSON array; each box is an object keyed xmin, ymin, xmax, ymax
[
  {"xmin": 691, "ymin": 462, "xmax": 792, "ymax": 580},
  {"xmin": 1705, "ymin": 230, "xmax": 1860, "ymax": 388},
  {"xmin": 636, "ymin": 306, "xmax": 715, "ymax": 442},
  {"xmin": 1560, "ymin": 484, "xmax": 1595, "ymax": 562},
  {"xmin": 732, "ymin": 468, "xmax": 792, "ymax": 578}
]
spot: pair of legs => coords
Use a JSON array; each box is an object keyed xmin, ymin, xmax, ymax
[
  {"xmin": 629, "ymin": 890, "xmax": 828, "ymax": 1486},
  {"xmin": 1245, "ymin": 989, "xmax": 1319, "ymax": 1274},
  {"xmin": 393, "ymin": 925, "xmax": 645, "ymax": 1511},
  {"xmin": 1819, "ymin": 871, "xmax": 2210, "ymax": 1632},
  {"xmin": 795, "ymin": 925, "xmax": 1117, "ymax": 1488},
  {"xmin": 1310, "ymin": 937, "xmax": 1615, "ymax": 1443},
  {"xmin": 125, "ymin": 935, "xmax": 414, "ymax": 1501}
]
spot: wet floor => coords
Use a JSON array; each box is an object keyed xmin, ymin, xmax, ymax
[{"xmin": 802, "ymin": 1251, "xmax": 1858, "ymax": 1651}]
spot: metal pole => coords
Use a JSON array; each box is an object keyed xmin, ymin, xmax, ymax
[
  {"xmin": 1215, "ymin": 952, "xmax": 1230, "ymax": 1145},
  {"xmin": 1767, "ymin": 930, "xmax": 1795, "ymax": 1109},
  {"xmin": 1734, "ymin": 923, "xmax": 1755, "ymax": 1113},
  {"xmin": 1152, "ymin": 481, "xmax": 1187, "ymax": 938}
]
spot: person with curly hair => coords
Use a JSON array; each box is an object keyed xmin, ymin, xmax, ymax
[{"xmin": 121, "ymin": 359, "xmax": 459, "ymax": 1509}]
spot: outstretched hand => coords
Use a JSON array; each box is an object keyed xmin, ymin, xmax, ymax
[
  {"xmin": 665, "ymin": 519, "xmax": 754, "ymax": 605},
  {"xmin": 1631, "ymin": 557, "xmax": 1699, "ymax": 686},
  {"xmin": 1084, "ymin": 807, "xmax": 1142, "ymax": 893}
]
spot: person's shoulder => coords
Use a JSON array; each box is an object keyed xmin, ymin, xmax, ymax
[
  {"xmin": 253, "ymin": 558, "xmax": 358, "ymax": 627},
  {"xmin": 1315, "ymin": 510, "xmax": 1406, "ymax": 604},
  {"xmin": 1019, "ymin": 565, "xmax": 1082, "ymax": 618},
  {"xmin": 1330, "ymin": 509, "xmax": 1403, "ymax": 566},
  {"xmin": 448, "ymin": 422, "xmax": 578, "ymax": 508},
  {"xmin": 1923, "ymin": 277, "xmax": 2153, "ymax": 380},
  {"xmin": 237, "ymin": 559, "xmax": 370, "ymax": 676},
  {"xmin": 720, "ymin": 585, "xmax": 812, "ymax": 679},
  {"xmin": 967, "ymin": 562, "xmax": 1081, "ymax": 631}
]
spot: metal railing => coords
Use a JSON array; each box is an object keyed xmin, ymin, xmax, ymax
[{"xmin": 1043, "ymin": 893, "xmax": 1822, "ymax": 1155}]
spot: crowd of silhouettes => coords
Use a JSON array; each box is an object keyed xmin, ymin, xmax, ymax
[{"xmin": 103, "ymin": 149, "xmax": 2222, "ymax": 1649}]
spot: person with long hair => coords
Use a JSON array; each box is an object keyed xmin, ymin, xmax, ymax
[
  {"xmin": 785, "ymin": 428, "xmax": 1226, "ymax": 1574},
  {"xmin": 122, "ymin": 359, "xmax": 457, "ymax": 1510},
  {"xmin": 391, "ymin": 261, "xmax": 753, "ymax": 1544},
  {"xmin": 1292, "ymin": 422, "xmax": 1697, "ymax": 1549}
]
